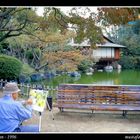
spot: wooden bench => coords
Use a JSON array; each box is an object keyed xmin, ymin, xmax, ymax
[{"xmin": 56, "ymin": 84, "xmax": 140, "ymax": 117}]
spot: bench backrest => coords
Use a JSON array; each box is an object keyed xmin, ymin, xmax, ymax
[{"xmin": 57, "ymin": 84, "xmax": 140, "ymax": 106}]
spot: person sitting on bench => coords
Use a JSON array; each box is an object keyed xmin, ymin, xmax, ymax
[{"xmin": 0, "ymin": 82, "xmax": 39, "ymax": 132}]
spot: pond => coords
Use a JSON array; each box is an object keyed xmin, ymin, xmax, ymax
[{"xmin": 42, "ymin": 69, "xmax": 140, "ymax": 87}]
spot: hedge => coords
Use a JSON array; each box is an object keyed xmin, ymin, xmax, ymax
[{"xmin": 0, "ymin": 55, "xmax": 22, "ymax": 80}]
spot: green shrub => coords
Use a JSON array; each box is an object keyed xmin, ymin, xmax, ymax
[
  {"xmin": 135, "ymin": 57, "xmax": 140, "ymax": 69},
  {"xmin": 78, "ymin": 59, "xmax": 93, "ymax": 73},
  {"xmin": 119, "ymin": 56, "xmax": 137, "ymax": 69},
  {"xmin": 0, "ymin": 55, "xmax": 22, "ymax": 80},
  {"xmin": 21, "ymin": 63, "xmax": 35, "ymax": 75}
]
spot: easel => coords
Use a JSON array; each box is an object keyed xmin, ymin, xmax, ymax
[
  {"xmin": 38, "ymin": 90, "xmax": 54, "ymax": 132},
  {"xmin": 39, "ymin": 112, "xmax": 42, "ymax": 132}
]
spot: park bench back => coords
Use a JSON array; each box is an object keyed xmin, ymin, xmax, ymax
[{"xmin": 56, "ymin": 84, "xmax": 140, "ymax": 112}]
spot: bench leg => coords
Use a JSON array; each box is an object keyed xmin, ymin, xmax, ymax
[
  {"xmin": 122, "ymin": 110, "xmax": 127, "ymax": 118},
  {"xmin": 59, "ymin": 107, "xmax": 64, "ymax": 112},
  {"xmin": 61, "ymin": 107, "xmax": 64, "ymax": 112},
  {"xmin": 59, "ymin": 107, "xmax": 61, "ymax": 112},
  {"xmin": 91, "ymin": 110, "xmax": 95, "ymax": 114}
]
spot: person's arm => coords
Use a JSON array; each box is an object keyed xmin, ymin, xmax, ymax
[
  {"xmin": 21, "ymin": 99, "xmax": 33, "ymax": 111},
  {"xmin": 15, "ymin": 101, "xmax": 33, "ymax": 122}
]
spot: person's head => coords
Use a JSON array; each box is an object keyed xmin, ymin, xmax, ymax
[{"xmin": 3, "ymin": 82, "xmax": 20, "ymax": 100}]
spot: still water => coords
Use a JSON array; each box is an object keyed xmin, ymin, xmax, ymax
[{"xmin": 44, "ymin": 70, "xmax": 140, "ymax": 87}]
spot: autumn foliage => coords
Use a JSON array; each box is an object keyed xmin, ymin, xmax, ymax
[
  {"xmin": 43, "ymin": 50, "xmax": 86, "ymax": 72},
  {"xmin": 97, "ymin": 8, "xmax": 140, "ymax": 26}
]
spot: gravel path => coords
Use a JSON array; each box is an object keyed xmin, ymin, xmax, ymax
[{"xmin": 23, "ymin": 107, "xmax": 140, "ymax": 133}]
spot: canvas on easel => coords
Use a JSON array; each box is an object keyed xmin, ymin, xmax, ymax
[
  {"xmin": 29, "ymin": 89, "xmax": 48, "ymax": 112},
  {"xmin": 29, "ymin": 89, "xmax": 54, "ymax": 132}
]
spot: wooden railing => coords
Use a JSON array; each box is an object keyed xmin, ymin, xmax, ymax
[{"xmin": 0, "ymin": 79, "xmax": 58, "ymax": 99}]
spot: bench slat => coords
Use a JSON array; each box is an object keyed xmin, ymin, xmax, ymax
[{"xmin": 57, "ymin": 104, "xmax": 140, "ymax": 111}]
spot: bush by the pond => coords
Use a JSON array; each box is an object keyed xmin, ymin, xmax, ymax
[
  {"xmin": 119, "ymin": 56, "xmax": 138, "ymax": 69},
  {"xmin": 0, "ymin": 55, "xmax": 22, "ymax": 80},
  {"xmin": 44, "ymin": 72, "xmax": 55, "ymax": 79},
  {"xmin": 19, "ymin": 74, "xmax": 31, "ymax": 83},
  {"xmin": 30, "ymin": 73, "xmax": 43, "ymax": 82},
  {"xmin": 25, "ymin": 76, "xmax": 31, "ymax": 83},
  {"xmin": 68, "ymin": 71, "xmax": 81, "ymax": 77},
  {"xmin": 19, "ymin": 74, "xmax": 26, "ymax": 83},
  {"xmin": 78, "ymin": 59, "xmax": 93, "ymax": 73}
]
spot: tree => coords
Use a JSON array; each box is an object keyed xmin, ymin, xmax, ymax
[
  {"xmin": 110, "ymin": 22, "xmax": 140, "ymax": 69},
  {"xmin": 96, "ymin": 8, "xmax": 140, "ymax": 41},
  {"xmin": 97, "ymin": 8, "xmax": 140, "ymax": 26},
  {"xmin": 0, "ymin": 8, "xmax": 32, "ymax": 42},
  {"xmin": 5, "ymin": 16, "xmax": 77, "ymax": 72},
  {"xmin": 42, "ymin": 7, "xmax": 104, "ymax": 48},
  {"xmin": 0, "ymin": 7, "xmax": 104, "ymax": 45},
  {"xmin": 42, "ymin": 50, "xmax": 86, "ymax": 72},
  {"xmin": 96, "ymin": 7, "xmax": 140, "ymax": 70},
  {"xmin": 1, "ymin": 7, "xmax": 105, "ymax": 72}
]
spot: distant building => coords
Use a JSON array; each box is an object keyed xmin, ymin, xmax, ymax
[
  {"xmin": 94, "ymin": 36, "xmax": 126, "ymax": 61},
  {"xmin": 68, "ymin": 36, "xmax": 126, "ymax": 69}
]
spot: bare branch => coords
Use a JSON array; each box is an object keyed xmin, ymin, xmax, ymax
[
  {"xmin": 52, "ymin": 7, "xmax": 78, "ymax": 31},
  {"xmin": 0, "ymin": 30, "xmax": 11, "ymax": 42},
  {"xmin": 53, "ymin": 7, "xmax": 68, "ymax": 29},
  {"xmin": 7, "ymin": 32, "xmax": 22, "ymax": 37},
  {"xmin": 35, "ymin": 62, "xmax": 48, "ymax": 71}
]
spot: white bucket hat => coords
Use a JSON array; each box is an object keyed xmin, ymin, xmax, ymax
[{"xmin": 3, "ymin": 82, "xmax": 21, "ymax": 94}]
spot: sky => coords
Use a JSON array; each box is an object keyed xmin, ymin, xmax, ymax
[{"xmin": 35, "ymin": 6, "xmax": 98, "ymax": 17}]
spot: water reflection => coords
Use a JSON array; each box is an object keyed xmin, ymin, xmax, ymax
[
  {"xmin": 44, "ymin": 70, "xmax": 140, "ymax": 86},
  {"xmin": 68, "ymin": 76, "xmax": 81, "ymax": 82},
  {"xmin": 93, "ymin": 80, "xmax": 114, "ymax": 85},
  {"xmin": 117, "ymin": 69, "xmax": 121, "ymax": 74},
  {"xmin": 73, "ymin": 70, "xmax": 140, "ymax": 85},
  {"xmin": 105, "ymin": 69, "xmax": 113, "ymax": 73}
]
